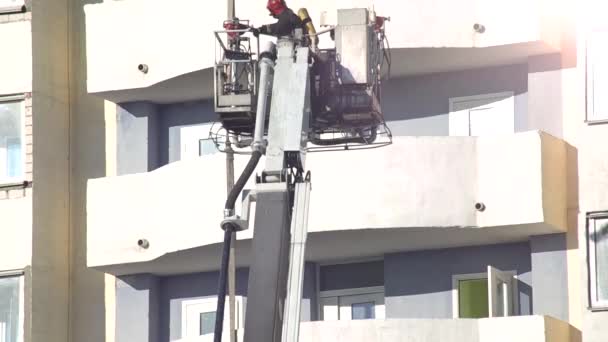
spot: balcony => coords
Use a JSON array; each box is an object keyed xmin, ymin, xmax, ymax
[
  {"xmin": 83, "ymin": 0, "xmax": 570, "ymax": 103},
  {"xmin": 0, "ymin": 20, "xmax": 32, "ymax": 95},
  {"xmin": 173, "ymin": 316, "xmax": 573, "ymax": 342},
  {"xmin": 297, "ymin": 316, "xmax": 573, "ymax": 342},
  {"xmin": 87, "ymin": 131, "xmax": 567, "ymax": 275}
]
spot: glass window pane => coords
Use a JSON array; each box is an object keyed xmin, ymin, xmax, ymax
[
  {"xmin": 594, "ymin": 218, "xmax": 608, "ymax": 302},
  {"xmin": 199, "ymin": 139, "xmax": 216, "ymax": 156},
  {"xmin": 0, "ymin": 276, "xmax": 22, "ymax": 342},
  {"xmin": 495, "ymin": 282, "xmax": 506, "ymax": 316},
  {"xmin": 351, "ymin": 302, "xmax": 375, "ymax": 320},
  {"xmin": 199, "ymin": 311, "xmax": 216, "ymax": 336},
  {"xmin": 458, "ymin": 278, "xmax": 489, "ymax": 318},
  {"xmin": 590, "ymin": 31, "xmax": 608, "ymax": 121},
  {"xmin": 0, "ymin": 102, "xmax": 22, "ymax": 181}
]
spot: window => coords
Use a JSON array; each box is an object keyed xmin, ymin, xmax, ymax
[
  {"xmin": 0, "ymin": 273, "xmax": 24, "ymax": 342},
  {"xmin": 586, "ymin": 30, "xmax": 608, "ymax": 123},
  {"xmin": 181, "ymin": 296, "xmax": 243, "ymax": 340},
  {"xmin": 452, "ymin": 266, "xmax": 518, "ymax": 318},
  {"xmin": 457, "ymin": 277, "xmax": 489, "ymax": 318},
  {"xmin": 0, "ymin": 0, "xmax": 25, "ymax": 14},
  {"xmin": 0, "ymin": 96, "xmax": 25, "ymax": 185},
  {"xmin": 179, "ymin": 123, "xmax": 217, "ymax": 161},
  {"xmin": 449, "ymin": 92, "xmax": 515, "ymax": 136},
  {"xmin": 319, "ymin": 287, "xmax": 385, "ymax": 321},
  {"xmin": 587, "ymin": 213, "xmax": 608, "ymax": 309},
  {"xmin": 317, "ymin": 259, "xmax": 385, "ymax": 321}
]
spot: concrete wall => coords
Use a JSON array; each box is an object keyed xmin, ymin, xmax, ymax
[
  {"xmin": 158, "ymin": 100, "xmax": 216, "ymax": 165},
  {"xmin": 151, "ymin": 65, "xmax": 531, "ymax": 150},
  {"xmin": 319, "ymin": 260, "xmax": 383, "ymax": 291},
  {"xmin": 87, "ymin": 132, "xmax": 567, "ymax": 272},
  {"xmin": 30, "ymin": 0, "xmax": 108, "ymax": 341},
  {"xmin": 159, "ymin": 269, "xmax": 250, "ymax": 342},
  {"xmin": 155, "ymin": 264, "xmax": 317, "ymax": 341},
  {"xmin": 384, "ymin": 242, "xmax": 533, "ymax": 318},
  {"xmin": 31, "ymin": 0, "xmax": 72, "ymax": 340},
  {"xmin": 83, "ymin": 0, "xmax": 567, "ymax": 103},
  {"xmin": 382, "ymin": 64, "xmax": 529, "ymax": 136},
  {"xmin": 117, "ymin": 102, "xmax": 160, "ymax": 175},
  {"xmin": 84, "ymin": 0, "xmax": 226, "ymax": 97},
  {"xmin": 237, "ymin": 0, "xmax": 567, "ymax": 50},
  {"xmin": 112, "ymin": 243, "xmax": 569, "ymax": 341},
  {"xmin": 116, "ymin": 275, "xmax": 160, "ymax": 342},
  {"xmin": 67, "ymin": 0, "xmax": 108, "ymax": 341},
  {"xmin": 299, "ymin": 316, "xmax": 573, "ymax": 342},
  {"xmin": 530, "ymin": 234, "xmax": 569, "ymax": 322},
  {"xmin": 559, "ymin": 13, "xmax": 608, "ymax": 341}
]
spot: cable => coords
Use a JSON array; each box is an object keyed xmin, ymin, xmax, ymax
[
  {"xmin": 213, "ymin": 227, "xmax": 233, "ymax": 342},
  {"xmin": 224, "ymin": 151, "xmax": 261, "ymax": 211},
  {"xmin": 213, "ymin": 150, "xmax": 263, "ymax": 342}
]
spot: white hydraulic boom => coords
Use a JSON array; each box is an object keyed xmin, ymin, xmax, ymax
[{"xmin": 211, "ymin": 8, "xmax": 391, "ymax": 342}]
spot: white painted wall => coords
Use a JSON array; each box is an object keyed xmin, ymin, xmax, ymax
[
  {"xmin": 299, "ymin": 316, "xmax": 572, "ymax": 342},
  {"xmin": 559, "ymin": 8, "xmax": 608, "ymax": 338},
  {"xmin": 83, "ymin": 0, "xmax": 567, "ymax": 100},
  {"xmin": 84, "ymin": 0, "xmax": 226, "ymax": 94},
  {"xmin": 0, "ymin": 196, "xmax": 31, "ymax": 271},
  {"xmin": 86, "ymin": 131, "xmax": 567, "ymax": 269},
  {"xmin": 237, "ymin": 0, "xmax": 565, "ymax": 49},
  {"xmin": 0, "ymin": 21, "xmax": 32, "ymax": 95}
]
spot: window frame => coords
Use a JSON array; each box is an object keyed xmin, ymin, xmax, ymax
[
  {"xmin": 587, "ymin": 212, "xmax": 608, "ymax": 310},
  {"xmin": 448, "ymin": 91, "xmax": 515, "ymax": 137},
  {"xmin": 0, "ymin": 94, "xmax": 26, "ymax": 186},
  {"xmin": 318, "ymin": 286, "xmax": 385, "ymax": 321},
  {"xmin": 315, "ymin": 257, "xmax": 385, "ymax": 321},
  {"xmin": 0, "ymin": 270, "xmax": 25, "ymax": 342},
  {"xmin": 0, "ymin": 0, "xmax": 25, "ymax": 14},
  {"xmin": 586, "ymin": 28, "xmax": 608, "ymax": 125},
  {"xmin": 180, "ymin": 296, "xmax": 244, "ymax": 339},
  {"xmin": 178, "ymin": 123, "xmax": 218, "ymax": 161},
  {"xmin": 451, "ymin": 270, "xmax": 518, "ymax": 319}
]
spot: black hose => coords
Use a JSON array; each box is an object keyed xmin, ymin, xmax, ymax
[
  {"xmin": 213, "ymin": 227, "xmax": 233, "ymax": 342},
  {"xmin": 224, "ymin": 150, "xmax": 262, "ymax": 210},
  {"xmin": 214, "ymin": 150, "xmax": 263, "ymax": 342}
]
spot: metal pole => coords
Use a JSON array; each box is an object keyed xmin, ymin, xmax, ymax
[
  {"xmin": 228, "ymin": 0, "xmax": 235, "ymax": 20},
  {"xmin": 225, "ymin": 135, "xmax": 237, "ymax": 342},
  {"xmin": 227, "ymin": 2, "xmax": 237, "ymax": 341}
]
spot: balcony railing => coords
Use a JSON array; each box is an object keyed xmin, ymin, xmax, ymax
[
  {"xmin": 87, "ymin": 131, "xmax": 567, "ymax": 275},
  {"xmin": 83, "ymin": 0, "xmax": 569, "ymax": 103},
  {"xmin": 297, "ymin": 316, "xmax": 573, "ymax": 342}
]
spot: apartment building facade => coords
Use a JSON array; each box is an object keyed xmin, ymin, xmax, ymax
[
  {"xmin": 2, "ymin": 0, "xmax": 608, "ymax": 342},
  {"xmin": 0, "ymin": 0, "xmax": 107, "ymax": 342}
]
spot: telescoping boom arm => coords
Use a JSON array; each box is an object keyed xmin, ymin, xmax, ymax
[{"xmin": 212, "ymin": 8, "xmax": 391, "ymax": 342}]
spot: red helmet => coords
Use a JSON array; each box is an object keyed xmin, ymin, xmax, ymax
[{"xmin": 267, "ymin": 0, "xmax": 286, "ymax": 16}]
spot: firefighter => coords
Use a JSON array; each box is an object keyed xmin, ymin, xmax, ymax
[{"xmin": 253, "ymin": 0, "xmax": 304, "ymax": 38}]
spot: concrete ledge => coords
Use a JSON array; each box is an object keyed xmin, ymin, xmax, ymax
[
  {"xmin": 83, "ymin": 0, "xmax": 568, "ymax": 103},
  {"xmin": 299, "ymin": 316, "xmax": 573, "ymax": 342},
  {"xmin": 87, "ymin": 131, "xmax": 568, "ymax": 274}
]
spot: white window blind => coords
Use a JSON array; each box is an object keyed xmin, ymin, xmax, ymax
[
  {"xmin": 587, "ymin": 30, "xmax": 608, "ymax": 123},
  {"xmin": 0, "ymin": 99, "xmax": 24, "ymax": 184},
  {"xmin": 0, "ymin": 275, "xmax": 23, "ymax": 342},
  {"xmin": 588, "ymin": 214, "xmax": 608, "ymax": 308},
  {"xmin": 0, "ymin": 0, "xmax": 24, "ymax": 14}
]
